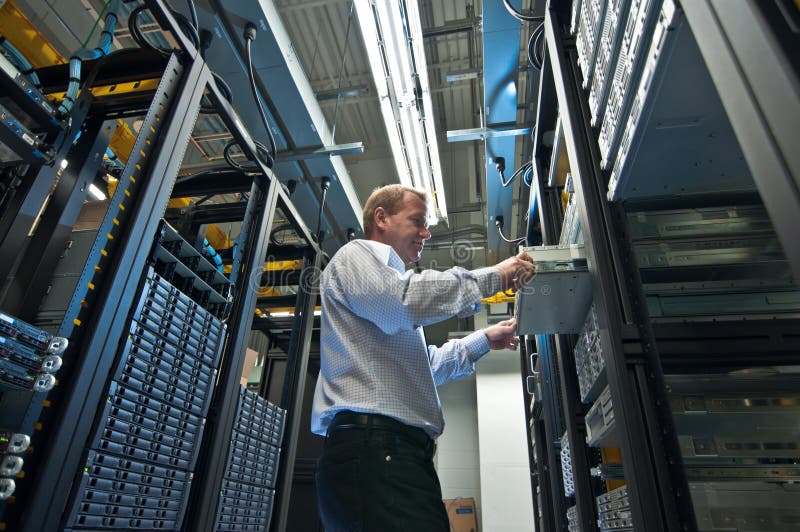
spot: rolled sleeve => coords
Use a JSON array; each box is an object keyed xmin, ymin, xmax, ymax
[
  {"xmin": 461, "ymin": 329, "xmax": 491, "ymax": 363},
  {"xmin": 472, "ymin": 267, "xmax": 501, "ymax": 298}
]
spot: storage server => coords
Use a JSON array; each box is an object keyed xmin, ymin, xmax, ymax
[
  {"xmin": 213, "ymin": 386, "xmax": 286, "ymax": 531},
  {"xmin": 64, "ymin": 227, "xmax": 227, "ymax": 530}
]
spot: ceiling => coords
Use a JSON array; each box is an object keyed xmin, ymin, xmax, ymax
[{"xmin": 13, "ymin": 0, "xmax": 541, "ymax": 270}]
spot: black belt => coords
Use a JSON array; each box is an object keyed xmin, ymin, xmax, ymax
[{"xmin": 327, "ymin": 411, "xmax": 433, "ymax": 450}]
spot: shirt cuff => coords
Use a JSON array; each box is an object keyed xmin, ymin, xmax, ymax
[
  {"xmin": 472, "ymin": 267, "xmax": 502, "ymax": 298},
  {"xmin": 462, "ymin": 329, "xmax": 491, "ymax": 362}
]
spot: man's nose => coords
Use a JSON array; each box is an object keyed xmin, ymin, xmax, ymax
[{"xmin": 421, "ymin": 227, "xmax": 431, "ymax": 240}]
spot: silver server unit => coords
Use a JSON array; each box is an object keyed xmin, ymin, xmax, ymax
[
  {"xmin": 597, "ymin": 0, "xmax": 661, "ymax": 169},
  {"xmin": 575, "ymin": 0, "xmax": 607, "ymax": 89},
  {"xmin": 607, "ymin": 0, "xmax": 752, "ymax": 200},
  {"xmin": 690, "ymin": 482, "xmax": 800, "ymax": 531},
  {"xmin": 596, "ymin": 485, "xmax": 632, "ymax": 531},
  {"xmin": 588, "ymin": 0, "xmax": 632, "ymax": 126},
  {"xmin": 627, "ymin": 206, "xmax": 800, "ymax": 321},
  {"xmin": 585, "ymin": 385, "xmax": 618, "ymax": 447}
]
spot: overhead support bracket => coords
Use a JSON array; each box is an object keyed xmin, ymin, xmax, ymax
[
  {"xmin": 446, "ymin": 69, "xmax": 482, "ymax": 83},
  {"xmin": 423, "ymin": 17, "xmax": 480, "ymax": 38},
  {"xmin": 278, "ymin": 142, "xmax": 365, "ymax": 162},
  {"xmin": 447, "ymin": 124, "xmax": 531, "ymax": 142},
  {"xmin": 316, "ymin": 86, "xmax": 369, "ymax": 101}
]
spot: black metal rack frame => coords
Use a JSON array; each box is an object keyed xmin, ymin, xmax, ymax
[
  {"xmin": 520, "ymin": 1, "xmax": 800, "ymax": 531},
  {"xmin": 0, "ymin": 1, "xmax": 324, "ymax": 530}
]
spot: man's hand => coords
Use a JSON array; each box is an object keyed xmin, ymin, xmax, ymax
[
  {"xmin": 496, "ymin": 251, "xmax": 536, "ymax": 291},
  {"xmin": 483, "ymin": 319, "xmax": 519, "ymax": 350}
]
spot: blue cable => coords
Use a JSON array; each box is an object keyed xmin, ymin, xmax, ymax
[
  {"xmin": 0, "ymin": 36, "xmax": 42, "ymax": 88},
  {"xmin": 203, "ymin": 238, "xmax": 224, "ymax": 272},
  {"xmin": 58, "ymin": 1, "xmax": 120, "ymax": 115}
]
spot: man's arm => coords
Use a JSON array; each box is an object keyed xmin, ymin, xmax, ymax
[
  {"xmin": 331, "ymin": 245, "xmax": 500, "ymax": 334},
  {"xmin": 328, "ymin": 245, "xmax": 534, "ymax": 336},
  {"xmin": 428, "ymin": 320, "xmax": 518, "ymax": 385}
]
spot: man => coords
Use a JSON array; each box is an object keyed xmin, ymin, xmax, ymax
[{"xmin": 311, "ymin": 184, "xmax": 535, "ymax": 531}]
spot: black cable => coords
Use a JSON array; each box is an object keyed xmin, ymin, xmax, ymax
[
  {"xmin": 186, "ymin": 0, "xmax": 198, "ymax": 31},
  {"xmin": 223, "ymin": 140, "xmax": 271, "ymax": 171},
  {"xmin": 269, "ymin": 223, "xmax": 295, "ymax": 245},
  {"xmin": 502, "ymin": 0, "xmax": 544, "ymax": 22},
  {"xmin": 244, "ymin": 24, "xmax": 277, "ymax": 163},
  {"xmin": 128, "ymin": 5, "xmax": 155, "ymax": 51},
  {"xmin": 129, "ymin": 5, "xmax": 199, "ymax": 52},
  {"xmin": 316, "ymin": 176, "xmax": 331, "ymax": 242},
  {"xmin": 501, "ymin": 161, "xmax": 533, "ymax": 187}
]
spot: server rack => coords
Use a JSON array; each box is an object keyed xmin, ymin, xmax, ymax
[
  {"xmin": 212, "ymin": 386, "xmax": 286, "ymax": 530},
  {"xmin": 522, "ymin": 1, "xmax": 800, "ymax": 531},
  {"xmin": 0, "ymin": 1, "xmax": 324, "ymax": 530}
]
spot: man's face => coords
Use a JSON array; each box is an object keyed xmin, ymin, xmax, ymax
[{"xmin": 380, "ymin": 192, "xmax": 432, "ymax": 264}]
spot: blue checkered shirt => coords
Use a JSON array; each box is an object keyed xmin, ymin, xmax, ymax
[{"xmin": 311, "ymin": 239, "xmax": 501, "ymax": 439}]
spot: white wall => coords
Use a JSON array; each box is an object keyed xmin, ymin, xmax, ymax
[
  {"xmin": 436, "ymin": 374, "xmax": 483, "ymax": 521},
  {"xmin": 435, "ymin": 312, "xmax": 535, "ymax": 532},
  {"xmin": 474, "ymin": 311, "xmax": 535, "ymax": 532}
]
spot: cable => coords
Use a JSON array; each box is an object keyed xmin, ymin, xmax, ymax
[
  {"xmin": 316, "ymin": 176, "xmax": 331, "ymax": 243},
  {"xmin": 495, "ymin": 217, "xmax": 526, "ymax": 244},
  {"xmin": 533, "ymin": 23, "xmax": 545, "ymax": 68},
  {"xmin": 523, "ymin": 165, "xmax": 534, "ymax": 187},
  {"xmin": 243, "ymin": 23, "xmax": 277, "ymax": 164},
  {"xmin": 502, "ymin": 0, "xmax": 544, "ymax": 22},
  {"xmin": 501, "ymin": 161, "xmax": 533, "ymax": 187},
  {"xmin": 128, "ymin": 4, "xmax": 199, "ymax": 53},
  {"xmin": 526, "ymin": 22, "xmax": 545, "ymax": 70},
  {"xmin": 0, "ymin": 35, "xmax": 42, "ymax": 88},
  {"xmin": 223, "ymin": 140, "xmax": 271, "ymax": 172},
  {"xmin": 186, "ymin": 0, "xmax": 199, "ymax": 31},
  {"xmin": 269, "ymin": 223, "xmax": 296, "ymax": 246},
  {"xmin": 58, "ymin": 0, "xmax": 120, "ymax": 115}
]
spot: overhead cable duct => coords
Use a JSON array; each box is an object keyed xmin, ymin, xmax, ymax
[{"xmin": 58, "ymin": 0, "xmax": 120, "ymax": 115}]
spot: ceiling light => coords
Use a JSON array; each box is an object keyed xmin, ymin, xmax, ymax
[
  {"xmin": 268, "ymin": 310, "xmax": 323, "ymax": 318},
  {"xmin": 88, "ymin": 183, "xmax": 106, "ymax": 201},
  {"xmin": 355, "ymin": 0, "xmax": 448, "ymax": 224}
]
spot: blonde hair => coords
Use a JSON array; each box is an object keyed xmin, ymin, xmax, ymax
[{"xmin": 362, "ymin": 184, "xmax": 426, "ymax": 237}]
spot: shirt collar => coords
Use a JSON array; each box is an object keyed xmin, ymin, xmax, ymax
[{"xmin": 360, "ymin": 240, "xmax": 407, "ymax": 273}]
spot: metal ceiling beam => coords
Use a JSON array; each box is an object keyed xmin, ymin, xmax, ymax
[
  {"xmin": 316, "ymin": 85, "xmax": 369, "ymax": 101},
  {"xmin": 277, "ymin": 142, "xmax": 364, "ymax": 162},
  {"xmin": 447, "ymin": 124, "xmax": 532, "ymax": 142},
  {"xmin": 446, "ymin": 68, "xmax": 482, "ymax": 82},
  {"xmin": 423, "ymin": 17, "xmax": 480, "ymax": 38},
  {"xmin": 176, "ymin": 0, "xmax": 365, "ymax": 252}
]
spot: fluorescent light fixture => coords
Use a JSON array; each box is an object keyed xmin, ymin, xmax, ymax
[
  {"xmin": 88, "ymin": 183, "xmax": 107, "ymax": 201},
  {"xmin": 268, "ymin": 310, "xmax": 322, "ymax": 318},
  {"xmin": 355, "ymin": 0, "xmax": 448, "ymax": 224},
  {"xmin": 59, "ymin": 159, "xmax": 68, "ymax": 169}
]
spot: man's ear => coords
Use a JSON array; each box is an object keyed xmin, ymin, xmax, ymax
[{"xmin": 374, "ymin": 206, "xmax": 388, "ymax": 231}]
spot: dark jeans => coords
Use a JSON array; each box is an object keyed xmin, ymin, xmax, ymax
[{"xmin": 315, "ymin": 416, "xmax": 450, "ymax": 532}]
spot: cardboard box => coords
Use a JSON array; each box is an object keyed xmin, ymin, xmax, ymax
[{"xmin": 444, "ymin": 498, "xmax": 478, "ymax": 532}]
